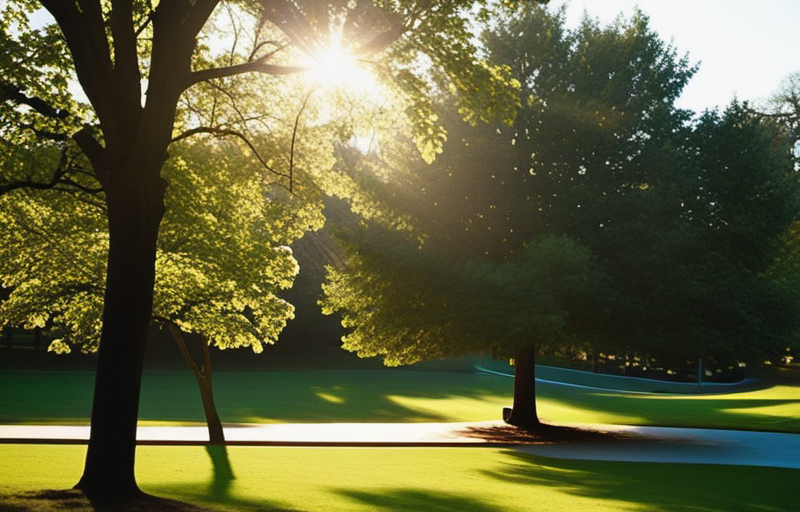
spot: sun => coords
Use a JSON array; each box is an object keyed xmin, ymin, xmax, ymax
[{"xmin": 303, "ymin": 35, "xmax": 382, "ymax": 97}]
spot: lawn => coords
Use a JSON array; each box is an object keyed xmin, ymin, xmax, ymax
[
  {"xmin": 1, "ymin": 366, "xmax": 798, "ymax": 511},
  {"xmin": 1, "ymin": 444, "xmax": 797, "ymax": 512},
  {"xmin": 0, "ymin": 366, "xmax": 798, "ymax": 432}
]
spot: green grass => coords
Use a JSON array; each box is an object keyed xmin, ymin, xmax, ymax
[
  {"xmin": 1, "ymin": 367, "xmax": 798, "ymax": 432},
  {"xmin": 1, "ymin": 444, "xmax": 797, "ymax": 512}
]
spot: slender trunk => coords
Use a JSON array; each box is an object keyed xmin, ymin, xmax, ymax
[
  {"xmin": 506, "ymin": 345, "xmax": 540, "ymax": 429},
  {"xmin": 697, "ymin": 358, "xmax": 703, "ymax": 385},
  {"xmin": 75, "ymin": 175, "xmax": 166, "ymax": 503},
  {"xmin": 170, "ymin": 325, "xmax": 225, "ymax": 444}
]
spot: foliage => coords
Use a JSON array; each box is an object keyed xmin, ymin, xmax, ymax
[
  {"xmin": 322, "ymin": 3, "xmax": 800, "ymax": 373},
  {"xmin": 322, "ymin": 221, "xmax": 605, "ymax": 365},
  {"xmin": 481, "ymin": 6, "xmax": 800, "ymax": 365},
  {"xmin": 0, "ymin": 134, "xmax": 323, "ymax": 354}
]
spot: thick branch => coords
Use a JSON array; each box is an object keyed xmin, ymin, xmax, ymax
[
  {"xmin": 72, "ymin": 126, "xmax": 109, "ymax": 186},
  {"xmin": 179, "ymin": 0, "xmax": 223, "ymax": 41},
  {"xmin": 40, "ymin": 0, "xmax": 123, "ymax": 152},
  {"xmin": 110, "ymin": 0, "xmax": 142, "ymax": 105},
  {"xmin": 186, "ymin": 61, "xmax": 306, "ymax": 89},
  {"xmin": 0, "ymin": 82, "xmax": 69, "ymax": 120}
]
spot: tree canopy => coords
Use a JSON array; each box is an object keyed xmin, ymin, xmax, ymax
[{"xmin": 321, "ymin": 4, "xmax": 800, "ymax": 427}]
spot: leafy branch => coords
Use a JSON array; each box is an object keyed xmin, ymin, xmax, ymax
[{"xmin": 171, "ymin": 126, "xmax": 293, "ymax": 190}]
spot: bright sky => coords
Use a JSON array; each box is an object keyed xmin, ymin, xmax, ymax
[{"xmin": 550, "ymin": 0, "xmax": 800, "ymax": 113}]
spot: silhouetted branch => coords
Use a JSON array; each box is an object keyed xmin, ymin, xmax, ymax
[
  {"xmin": 171, "ymin": 126, "xmax": 292, "ymax": 188},
  {"xmin": 289, "ymin": 88, "xmax": 315, "ymax": 193},
  {"xmin": 0, "ymin": 145, "xmax": 103, "ymax": 197},
  {"xmin": 0, "ymin": 82, "xmax": 70, "ymax": 120},
  {"xmin": 186, "ymin": 61, "xmax": 306, "ymax": 89}
]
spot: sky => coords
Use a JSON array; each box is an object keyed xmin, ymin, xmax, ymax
[{"xmin": 550, "ymin": 0, "xmax": 800, "ymax": 113}]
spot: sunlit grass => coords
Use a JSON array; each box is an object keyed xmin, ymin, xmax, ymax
[
  {"xmin": 1, "ymin": 368, "xmax": 798, "ymax": 432},
  {"xmin": 534, "ymin": 380, "xmax": 800, "ymax": 432},
  {"xmin": 1, "ymin": 444, "xmax": 797, "ymax": 512}
]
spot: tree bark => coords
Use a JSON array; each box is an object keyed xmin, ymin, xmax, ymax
[
  {"xmin": 74, "ymin": 173, "xmax": 166, "ymax": 503},
  {"xmin": 505, "ymin": 345, "xmax": 540, "ymax": 430},
  {"xmin": 170, "ymin": 325, "xmax": 225, "ymax": 444}
]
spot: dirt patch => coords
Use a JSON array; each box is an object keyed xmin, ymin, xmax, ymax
[{"xmin": 459, "ymin": 422, "xmax": 638, "ymax": 445}]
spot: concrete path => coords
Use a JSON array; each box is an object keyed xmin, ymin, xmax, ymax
[
  {"xmin": 518, "ymin": 423, "xmax": 800, "ymax": 469},
  {"xmin": 0, "ymin": 421, "xmax": 505, "ymax": 446},
  {"xmin": 1, "ymin": 422, "xmax": 798, "ymax": 469}
]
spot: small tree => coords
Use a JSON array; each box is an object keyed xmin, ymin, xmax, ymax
[{"xmin": 0, "ymin": 135, "xmax": 323, "ymax": 443}]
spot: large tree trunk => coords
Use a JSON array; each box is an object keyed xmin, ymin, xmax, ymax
[
  {"xmin": 170, "ymin": 325, "xmax": 225, "ymax": 444},
  {"xmin": 75, "ymin": 173, "xmax": 166, "ymax": 503},
  {"xmin": 505, "ymin": 345, "xmax": 540, "ymax": 430},
  {"xmin": 38, "ymin": 2, "xmax": 215, "ymax": 505}
]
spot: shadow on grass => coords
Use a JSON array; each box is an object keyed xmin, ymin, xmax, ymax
[
  {"xmin": 205, "ymin": 445, "xmax": 235, "ymax": 499},
  {"xmin": 537, "ymin": 379, "xmax": 800, "ymax": 432},
  {"xmin": 139, "ymin": 484, "xmax": 304, "ymax": 512},
  {"xmin": 0, "ymin": 369, "xmax": 513, "ymax": 425},
  {"xmin": 336, "ymin": 489, "xmax": 501, "ymax": 512},
  {"xmin": 0, "ymin": 489, "xmax": 226, "ymax": 512},
  {"xmin": 484, "ymin": 450, "xmax": 800, "ymax": 512},
  {"xmin": 187, "ymin": 370, "xmax": 512, "ymax": 424}
]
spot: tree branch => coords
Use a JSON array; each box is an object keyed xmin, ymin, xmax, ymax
[
  {"xmin": 110, "ymin": 0, "xmax": 142, "ymax": 106},
  {"xmin": 72, "ymin": 126, "xmax": 109, "ymax": 186},
  {"xmin": 0, "ymin": 82, "xmax": 70, "ymax": 120},
  {"xmin": 289, "ymin": 88, "xmax": 315, "ymax": 193},
  {"xmin": 186, "ymin": 61, "xmax": 306, "ymax": 89},
  {"xmin": 0, "ymin": 145, "xmax": 102, "ymax": 197},
  {"xmin": 41, "ymin": 0, "xmax": 123, "ymax": 151},
  {"xmin": 171, "ymin": 126, "xmax": 292, "ymax": 186}
]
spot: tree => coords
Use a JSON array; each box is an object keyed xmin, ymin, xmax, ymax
[
  {"xmin": 666, "ymin": 103, "xmax": 800, "ymax": 365},
  {"xmin": 322, "ymin": 226, "xmax": 605, "ymax": 428},
  {"xmin": 1, "ymin": 0, "xmax": 526, "ymax": 501},
  {"xmin": 322, "ymin": 4, "xmax": 800, "ymax": 429},
  {"xmin": 323, "ymin": 4, "xmax": 694, "ymax": 427},
  {"xmin": 0, "ymin": 134, "xmax": 323, "ymax": 444}
]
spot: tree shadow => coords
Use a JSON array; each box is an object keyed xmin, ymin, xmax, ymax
[
  {"xmin": 336, "ymin": 489, "xmax": 502, "ymax": 512},
  {"xmin": 537, "ymin": 379, "xmax": 800, "ymax": 431},
  {"xmin": 204, "ymin": 445, "xmax": 235, "ymax": 499},
  {"xmin": 0, "ymin": 488, "xmax": 223, "ymax": 511},
  {"xmin": 193, "ymin": 370, "xmax": 513, "ymax": 424},
  {"xmin": 482, "ymin": 450, "xmax": 799, "ymax": 512}
]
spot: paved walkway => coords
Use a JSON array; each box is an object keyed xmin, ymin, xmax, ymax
[
  {"xmin": 1, "ymin": 422, "xmax": 798, "ymax": 469},
  {"xmin": 0, "ymin": 421, "xmax": 501, "ymax": 446},
  {"xmin": 518, "ymin": 424, "xmax": 800, "ymax": 469}
]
